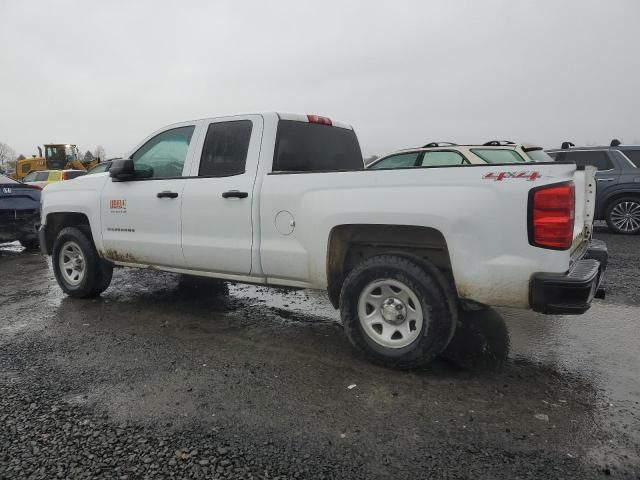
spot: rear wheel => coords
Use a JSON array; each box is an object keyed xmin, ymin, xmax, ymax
[
  {"xmin": 52, "ymin": 227, "xmax": 113, "ymax": 297},
  {"xmin": 340, "ymin": 255, "xmax": 457, "ymax": 369},
  {"xmin": 605, "ymin": 197, "xmax": 640, "ymax": 234}
]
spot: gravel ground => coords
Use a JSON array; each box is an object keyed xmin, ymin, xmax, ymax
[{"xmin": 1, "ymin": 229, "xmax": 639, "ymax": 479}]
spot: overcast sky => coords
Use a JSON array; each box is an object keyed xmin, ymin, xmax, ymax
[{"xmin": 1, "ymin": 0, "xmax": 639, "ymax": 158}]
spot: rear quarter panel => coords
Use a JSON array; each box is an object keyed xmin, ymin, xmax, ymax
[{"xmin": 259, "ymin": 163, "xmax": 579, "ymax": 308}]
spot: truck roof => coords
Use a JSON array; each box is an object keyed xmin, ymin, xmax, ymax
[{"xmin": 164, "ymin": 112, "xmax": 354, "ymax": 131}]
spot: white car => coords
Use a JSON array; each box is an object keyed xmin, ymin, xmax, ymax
[
  {"xmin": 38, "ymin": 113, "xmax": 606, "ymax": 368},
  {"xmin": 22, "ymin": 169, "xmax": 86, "ymax": 189},
  {"xmin": 367, "ymin": 141, "xmax": 553, "ymax": 169}
]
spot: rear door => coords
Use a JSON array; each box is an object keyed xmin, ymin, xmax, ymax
[
  {"xmin": 100, "ymin": 124, "xmax": 199, "ymax": 267},
  {"xmin": 180, "ymin": 115, "xmax": 263, "ymax": 274}
]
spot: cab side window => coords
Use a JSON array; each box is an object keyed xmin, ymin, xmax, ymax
[
  {"xmin": 131, "ymin": 126, "xmax": 195, "ymax": 179},
  {"xmin": 198, "ymin": 121, "xmax": 253, "ymax": 177}
]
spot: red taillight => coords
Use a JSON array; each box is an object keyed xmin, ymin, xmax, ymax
[
  {"xmin": 62, "ymin": 171, "xmax": 68, "ymax": 180},
  {"xmin": 529, "ymin": 182, "xmax": 575, "ymax": 250},
  {"xmin": 29, "ymin": 184, "xmax": 43, "ymax": 190},
  {"xmin": 307, "ymin": 114, "xmax": 332, "ymax": 126}
]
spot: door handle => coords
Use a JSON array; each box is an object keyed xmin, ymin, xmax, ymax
[
  {"xmin": 596, "ymin": 178, "xmax": 614, "ymax": 182},
  {"xmin": 222, "ymin": 190, "xmax": 248, "ymax": 199},
  {"xmin": 157, "ymin": 191, "xmax": 179, "ymax": 198}
]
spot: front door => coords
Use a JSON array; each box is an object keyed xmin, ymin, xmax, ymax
[
  {"xmin": 180, "ymin": 116, "xmax": 262, "ymax": 275},
  {"xmin": 101, "ymin": 124, "xmax": 198, "ymax": 267}
]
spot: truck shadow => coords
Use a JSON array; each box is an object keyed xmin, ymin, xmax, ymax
[{"xmin": 55, "ymin": 267, "xmax": 512, "ymax": 374}]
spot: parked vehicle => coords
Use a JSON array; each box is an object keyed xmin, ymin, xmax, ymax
[
  {"xmin": 547, "ymin": 143, "xmax": 640, "ymax": 234},
  {"xmin": 22, "ymin": 169, "xmax": 86, "ymax": 189},
  {"xmin": 0, "ymin": 174, "xmax": 41, "ymax": 249},
  {"xmin": 85, "ymin": 159, "xmax": 115, "ymax": 175},
  {"xmin": 367, "ymin": 141, "xmax": 552, "ymax": 169},
  {"xmin": 39, "ymin": 113, "xmax": 606, "ymax": 368},
  {"xmin": 14, "ymin": 144, "xmax": 100, "ymax": 181}
]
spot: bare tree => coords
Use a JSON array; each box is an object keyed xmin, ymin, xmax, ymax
[
  {"xmin": 93, "ymin": 145, "xmax": 106, "ymax": 161},
  {"xmin": 0, "ymin": 142, "xmax": 16, "ymax": 168}
]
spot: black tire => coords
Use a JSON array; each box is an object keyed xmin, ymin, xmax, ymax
[
  {"xmin": 340, "ymin": 255, "xmax": 457, "ymax": 369},
  {"xmin": 605, "ymin": 196, "xmax": 640, "ymax": 235},
  {"xmin": 19, "ymin": 238, "xmax": 39, "ymax": 251},
  {"xmin": 52, "ymin": 227, "xmax": 113, "ymax": 298}
]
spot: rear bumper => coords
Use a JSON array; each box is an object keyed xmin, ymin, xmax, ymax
[{"xmin": 530, "ymin": 239, "xmax": 608, "ymax": 315}]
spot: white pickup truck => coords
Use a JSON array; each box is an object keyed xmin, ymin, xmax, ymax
[{"xmin": 39, "ymin": 112, "xmax": 607, "ymax": 368}]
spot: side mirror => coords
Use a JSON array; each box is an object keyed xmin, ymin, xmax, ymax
[{"xmin": 109, "ymin": 158, "xmax": 135, "ymax": 181}]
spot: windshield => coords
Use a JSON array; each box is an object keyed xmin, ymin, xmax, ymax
[
  {"xmin": 524, "ymin": 148, "xmax": 553, "ymax": 162},
  {"xmin": 471, "ymin": 148, "xmax": 526, "ymax": 163},
  {"xmin": 23, "ymin": 171, "xmax": 39, "ymax": 182}
]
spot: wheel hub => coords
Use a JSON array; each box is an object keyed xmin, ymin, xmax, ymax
[{"xmin": 381, "ymin": 297, "xmax": 407, "ymax": 325}]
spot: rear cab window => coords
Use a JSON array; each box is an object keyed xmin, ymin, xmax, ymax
[
  {"xmin": 273, "ymin": 120, "xmax": 363, "ymax": 172},
  {"xmin": 471, "ymin": 149, "xmax": 526, "ymax": 163}
]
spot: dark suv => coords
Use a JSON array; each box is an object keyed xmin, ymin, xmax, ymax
[{"xmin": 547, "ymin": 143, "xmax": 640, "ymax": 234}]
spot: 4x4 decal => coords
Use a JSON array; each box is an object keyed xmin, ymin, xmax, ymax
[{"xmin": 483, "ymin": 171, "xmax": 541, "ymax": 181}]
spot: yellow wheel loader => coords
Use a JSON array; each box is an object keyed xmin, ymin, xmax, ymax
[{"xmin": 15, "ymin": 144, "xmax": 100, "ymax": 180}]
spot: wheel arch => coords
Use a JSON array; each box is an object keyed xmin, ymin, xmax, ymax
[
  {"xmin": 599, "ymin": 189, "xmax": 640, "ymax": 218},
  {"xmin": 42, "ymin": 212, "xmax": 92, "ymax": 255},
  {"xmin": 326, "ymin": 224, "xmax": 455, "ymax": 308}
]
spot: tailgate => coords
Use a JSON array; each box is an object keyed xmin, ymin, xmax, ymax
[{"xmin": 571, "ymin": 165, "xmax": 597, "ymax": 249}]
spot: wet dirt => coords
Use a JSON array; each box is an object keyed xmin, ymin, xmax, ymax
[{"xmin": 0, "ymin": 231, "xmax": 639, "ymax": 478}]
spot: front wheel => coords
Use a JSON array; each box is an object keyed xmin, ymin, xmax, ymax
[
  {"xmin": 340, "ymin": 255, "xmax": 457, "ymax": 369},
  {"xmin": 605, "ymin": 197, "xmax": 640, "ymax": 234},
  {"xmin": 52, "ymin": 227, "xmax": 113, "ymax": 298}
]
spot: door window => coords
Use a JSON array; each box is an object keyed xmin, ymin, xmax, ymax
[
  {"xmin": 48, "ymin": 171, "xmax": 61, "ymax": 181},
  {"xmin": 421, "ymin": 151, "xmax": 467, "ymax": 166},
  {"xmin": 36, "ymin": 172, "xmax": 50, "ymax": 181},
  {"xmin": 369, "ymin": 152, "xmax": 420, "ymax": 169},
  {"xmin": 131, "ymin": 126, "xmax": 195, "ymax": 179},
  {"xmin": 199, "ymin": 121, "xmax": 253, "ymax": 176},
  {"xmin": 471, "ymin": 149, "xmax": 526, "ymax": 163},
  {"xmin": 554, "ymin": 151, "xmax": 613, "ymax": 170}
]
